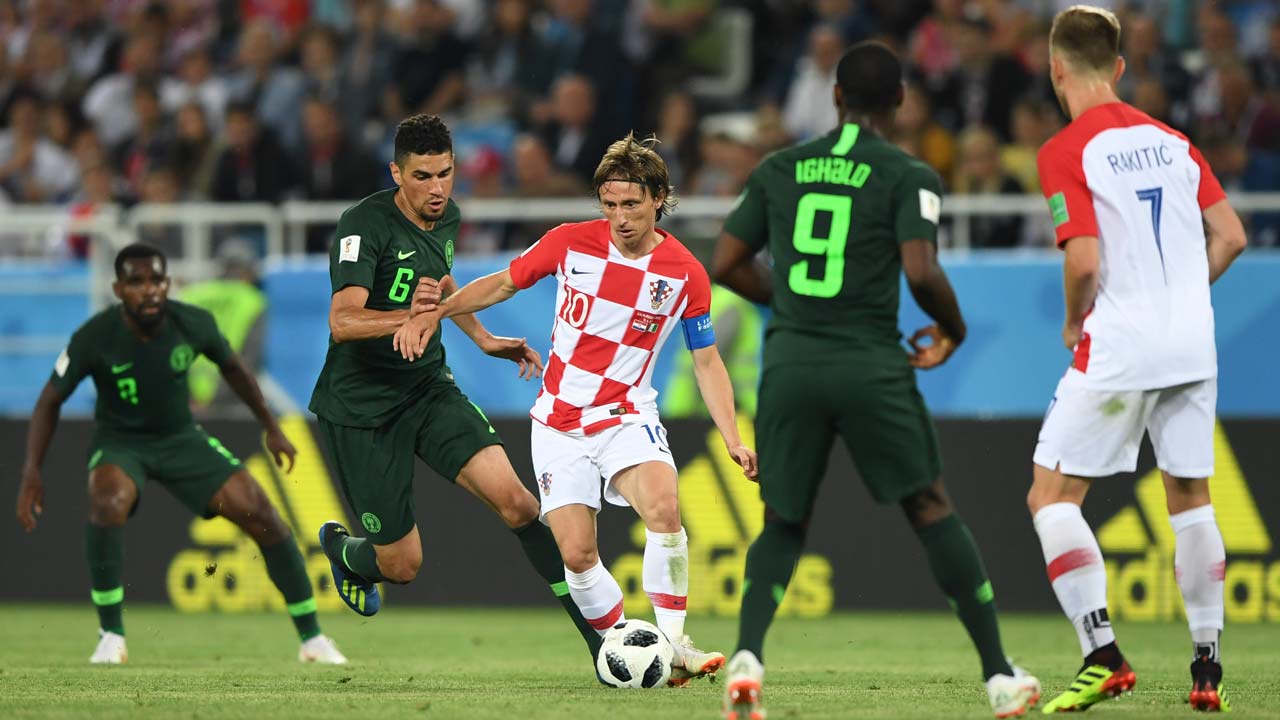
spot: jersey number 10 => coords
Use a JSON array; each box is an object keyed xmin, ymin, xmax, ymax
[{"xmin": 789, "ymin": 192, "xmax": 851, "ymax": 298}]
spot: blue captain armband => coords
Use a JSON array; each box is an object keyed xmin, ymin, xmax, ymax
[{"xmin": 681, "ymin": 313, "xmax": 716, "ymax": 350}]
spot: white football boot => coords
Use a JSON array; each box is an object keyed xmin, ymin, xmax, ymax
[
  {"xmin": 667, "ymin": 634, "xmax": 726, "ymax": 687},
  {"xmin": 298, "ymin": 634, "xmax": 348, "ymax": 664},
  {"xmin": 89, "ymin": 630, "xmax": 128, "ymax": 664},
  {"xmin": 722, "ymin": 649, "xmax": 765, "ymax": 720},
  {"xmin": 986, "ymin": 665, "xmax": 1041, "ymax": 718}
]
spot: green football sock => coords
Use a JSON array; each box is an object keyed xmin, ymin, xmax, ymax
[
  {"xmin": 323, "ymin": 529, "xmax": 385, "ymax": 583},
  {"xmin": 261, "ymin": 536, "xmax": 322, "ymax": 641},
  {"xmin": 916, "ymin": 513, "xmax": 1014, "ymax": 680},
  {"xmin": 86, "ymin": 523, "xmax": 125, "ymax": 635},
  {"xmin": 737, "ymin": 519, "xmax": 806, "ymax": 661},
  {"xmin": 513, "ymin": 520, "xmax": 602, "ymax": 658}
]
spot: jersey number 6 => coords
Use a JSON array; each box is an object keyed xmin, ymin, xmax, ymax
[{"xmin": 789, "ymin": 192, "xmax": 851, "ymax": 298}]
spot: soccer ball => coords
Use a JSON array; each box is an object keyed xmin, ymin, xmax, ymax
[{"xmin": 595, "ymin": 619, "xmax": 674, "ymax": 689}]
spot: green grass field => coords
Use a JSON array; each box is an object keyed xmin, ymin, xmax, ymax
[{"xmin": 2, "ymin": 605, "xmax": 1277, "ymax": 719}]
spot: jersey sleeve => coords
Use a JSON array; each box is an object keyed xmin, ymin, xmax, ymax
[
  {"xmin": 189, "ymin": 306, "xmax": 234, "ymax": 365},
  {"xmin": 1189, "ymin": 143, "xmax": 1227, "ymax": 209},
  {"xmin": 893, "ymin": 163, "xmax": 944, "ymax": 245},
  {"xmin": 1037, "ymin": 141, "xmax": 1098, "ymax": 247},
  {"xmin": 329, "ymin": 206, "xmax": 385, "ymax": 294},
  {"xmin": 680, "ymin": 261, "xmax": 716, "ymax": 350},
  {"xmin": 509, "ymin": 225, "xmax": 572, "ymax": 289},
  {"xmin": 721, "ymin": 166, "xmax": 769, "ymax": 251},
  {"xmin": 48, "ymin": 325, "xmax": 92, "ymax": 398}
]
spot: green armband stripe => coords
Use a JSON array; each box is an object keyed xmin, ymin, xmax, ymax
[
  {"xmin": 550, "ymin": 581, "xmax": 569, "ymax": 597},
  {"xmin": 91, "ymin": 587, "xmax": 124, "ymax": 606},
  {"xmin": 287, "ymin": 598, "xmax": 318, "ymax": 617}
]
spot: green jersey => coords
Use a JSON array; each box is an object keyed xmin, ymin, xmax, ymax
[
  {"xmin": 722, "ymin": 123, "xmax": 943, "ymax": 369},
  {"xmin": 308, "ymin": 189, "xmax": 460, "ymax": 427},
  {"xmin": 50, "ymin": 301, "xmax": 232, "ymax": 435}
]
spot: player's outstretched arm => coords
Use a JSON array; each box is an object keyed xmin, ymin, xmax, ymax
[
  {"xmin": 901, "ymin": 239, "xmax": 966, "ymax": 368},
  {"xmin": 1203, "ymin": 199, "xmax": 1247, "ymax": 284},
  {"xmin": 217, "ymin": 353, "xmax": 297, "ymax": 472},
  {"xmin": 1060, "ymin": 235, "xmax": 1099, "ymax": 350},
  {"xmin": 690, "ymin": 345, "xmax": 758, "ymax": 480},
  {"xmin": 711, "ymin": 232, "xmax": 773, "ymax": 304},
  {"xmin": 329, "ymin": 284, "xmax": 414, "ymax": 342},
  {"xmin": 17, "ymin": 381, "xmax": 68, "ymax": 532},
  {"xmin": 395, "ymin": 270, "xmax": 522, "ymax": 361}
]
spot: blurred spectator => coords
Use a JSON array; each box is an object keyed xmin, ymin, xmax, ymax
[
  {"xmin": 1200, "ymin": 61, "xmax": 1280, "ymax": 153},
  {"xmin": 892, "ymin": 82, "xmax": 955, "ymax": 182},
  {"xmin": 0, "ymin": 91, "xmax": 79, "ymax": 202},
  {"xmin": 623, "ymin": 0, "xmax": 715, "ymax": 109},
  {"xmin": 930, "ymin": 13, "xmax": 1030, "ymax": 140},
  {"xmin": 162, "ymin": 45, "xmax": 228, "ymax": 131},
  {"xmin": 1117, "ymin": 14, "xmax": 1191, "ymax": 130},
  {"xmin": 506, "ymin": 133, "xmax": 581, "ymax": 249},
  {"xmin": 973, "ymin": 0, "xmax": 1033, "ymax": 55},
  {"xmin": 1189, "ymin": 8, "xmax": 1239, "ymax": 122},
  {"xmin": 466, "ymin": 0, "xmax": 553, "ymax": 124},
  {"xmin": 536, "ymin": 74, "xmax": 613, "ymax": 184},
  {"xmin": 240, "ymin": 0, "xmax": 311, "ymax": 53},
  {"xmin": 225, "ymin": 19, "xmax": 306, "ymax": 151},
  {"xmin": 1131, "ymin": 78, "xmax": 1186, "ymax": 133},
  {"xmin": 299, "ymin": 98, "xmax": 379, "ymax": 201},
  {"xmin": 300, "ymin": 23, "xmax": 343, "ymax": 104},
  {"xmin": 456, "ymin": 145, "xmax": 506, "ymax": 252},
  {"xmin": 952, "ymin": 126, "xmax": 1024, "ymax": 248},
  {"xmin": 135, "ymin": 165, "xmax": 185, "ymax": 255},
  {"xmin": 71, "ymin": 126, "xmax": 109, "ymax": 173},
  {"xmin": 340, "ymin": 0, "xmax": 399, "ymax": 147},
  {"xmin": 211, "ymin": 101, "xmax": 296, "ymax": 203},
  {"xmin": 4, "ymin": 0, "xmax": 61, "ymax": 64},
  {"xmin": 23, "ymin": 31, "xmax": 85, "ymax": 106},
  {"xmin": 384, "ymin": 0, "xmax": 466, "ymax": 120},
  {"xmin": 908, "ymin": 0, "xmax": 964, "ymax": 83},
  {"xmin": 782, "ymin": 24, "xmax": 842, "ymax": 142},
  {"xmin": 1000, "ymin": 99, "xmax": 1048, "ymax": 194},
  {"xmin": 112, "ymin": 79, "xmax": 173, "ymax": 196},
  {"xmin": 173, "ymin": 102, "xmax": 219, "ymax": 199},
  {"xmin": 540, "ymin": 0, "xmax": 630, "ymax": 132},
  {"xmin": 182, "ymin": 238, "xmax": 268, "ymax": 413},
  {"xmin": 65, "ymin": 1, "xmax": 115, "ymax": 86},
  {"xmin": 45, "ymin": 101, "xmax": 83, "ymax": 152},
  {"xmin": 81, "ymin": 32, "xmax": 179, "ymax": 147},
  {"xmin": 690, "ymin": 116, "xmax": 758, "ymax": 197},
  {"xmin": 1252, "ymin": 18, "xmax": 1280, "ymax": 97},
  {"xmin": 60, "ymin": 161, "xmax": 127, "ymax": 259},
  {"xmin": 654, "ymin": 90, "xmax": 700, "ymax": 190}
]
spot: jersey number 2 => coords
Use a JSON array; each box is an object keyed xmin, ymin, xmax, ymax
[{"xmin": 789, "ymin": 192, "xmax": 851, "ymax": 298}]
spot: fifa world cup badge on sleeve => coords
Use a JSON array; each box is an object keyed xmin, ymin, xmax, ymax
[{"xmin": 338, "ymin": 235, "xmax": 361, "ymax": 262}]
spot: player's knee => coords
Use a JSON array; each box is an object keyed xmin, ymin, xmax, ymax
[
  {"xmin": 642, "ymin": 493, "xmax": 680, "ymax": 533},
  {"xmin": 901, "ymin": 484, "xmax": 951, "ymax": 529},
  {"xmin": 561, "ymin": 545, "xmax": 599, "ymax": 574},
  {"xmin": 378, "ymin": 547, "xmax": 423, "ymax": 584},
  {"xmin": 88, "ymin": 483, "xmax": 133, "ymax": 526},
  {"xmin": 496, "ymin": 488, "xmax": 539, "ymax": 529}
]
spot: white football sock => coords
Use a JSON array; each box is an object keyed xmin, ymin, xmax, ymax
[
  {"xmin": 1034, "ymin": 502, "xmax": 1114, "ymax": 657},
  {"xmin": 565, "ymin": 559, "xmax": 625, "ymax": 637},
  {"xmin": 1171, "ymin": 504, "xmax": 1225, "ymax": 662},
  {"xmin": 643, "ymin": 527, "xmax": 689, "ymax": 641}
]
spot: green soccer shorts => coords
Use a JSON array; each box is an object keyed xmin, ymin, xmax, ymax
[
  {"xmin": 755, "ymin": 357, "xmax": 942, "ymax": 523},
  {"xmin": 317, "ymin": 372, "xmax": 503, "ymax": 545},
  {"xmin": 87, "ymin": 425, "xmax": 243, "ymax": 518}
]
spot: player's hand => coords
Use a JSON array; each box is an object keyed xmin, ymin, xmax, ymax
[
  {"xmin": 907, "ymin": 325, "xmax": 957, "ymax": 369},
  {"xmin": 410, "ymin": 277, "xmax": 443, "ymax": 317},
  {"xmin": 264, "ymin": 427, "xmax": 297, "ymax": 473},
  {"xmin": 16, "ymin": 465, "xmax": 44, "ymax": 532},
  {"xmin": 479, "ymin": 335, "xmax": 543, "ymax": 380},
  {"xmin": 392, "ymin": 311, "xmax": 440, "ymax": 361},
  {"xmin": 1063, "ymin": 322, "xmax": 1083, "ymax": 351},
  {"xmin": 727, "ymin": 445, "xmax": 759, "ymax": 481}
]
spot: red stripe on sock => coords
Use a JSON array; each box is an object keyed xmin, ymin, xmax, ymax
[
  {"xmin": 647, "ymin": 592, "xmax": 687, "ymax": 611},
  {"xmin": 1047, "ymin": 548, "xmax": 1101, "ymax": 582},
  {"xmin": 1210, "ymin": 560, "xmax": 1226, "ymax": 582},
  {"xmin": 586, "ymin": 600, "xmax": 625, "ymax": 630}
]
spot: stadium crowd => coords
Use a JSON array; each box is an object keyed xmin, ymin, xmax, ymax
[{"xmin": 1, "ymin": 0, "xmax": 1278, "ymax": 254}]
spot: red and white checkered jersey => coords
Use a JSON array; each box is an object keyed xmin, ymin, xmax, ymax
[
  {"xmin": 1037, "ymin": 102, "xmax": 1227, "ymax": 391},
  {"xmin": 509, "ymin": 220, "xmax": 712, "ymax": 435}
]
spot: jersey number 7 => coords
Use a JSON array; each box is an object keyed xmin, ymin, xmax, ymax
[
  {"xmin": 789, "ymin": 192, "xmax": 851, "ymax": 298},
  {"xmin": 1136, "ymin": 186, "xmax": 1165, "ymax": 281}
]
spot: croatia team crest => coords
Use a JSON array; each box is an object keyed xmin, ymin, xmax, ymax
[
  {"xmin": 538, "ymin": 472, "xmax": 553, "ymax": 495},
  {"xmin": 649, "ymin": 278, "xmax": 674, "ymax": 310}
]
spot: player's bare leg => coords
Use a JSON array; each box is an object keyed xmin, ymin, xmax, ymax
[
  {"xmin": 1029, "ymin": 465, "xmax": 1135, "ymax": 712},
  {"xmin": 86, "ymin": 465, "xmax": 135, "ymax": 664},
  {"xmin": 613, "ymin": 461, "xmax": 724, "ymax": 685},
  {"xmin": 1162, "ymin": 472, "xmax": 1229, "ymax": 711},
  {"xmin": 210, "ymin": 470, "xmax": 345, "ymax": 664},
  {"xmin": 902, "ymin": 480, "xmax": 1038, "ymax": 716},
  {"xmin": 457, "ymin": 446, "xmax": 603, "ymax": 658}
]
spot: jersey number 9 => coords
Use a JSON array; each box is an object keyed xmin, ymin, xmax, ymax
[{"xmin": 789, "ymin": 192, "xmax": 851, "ymax": 298}]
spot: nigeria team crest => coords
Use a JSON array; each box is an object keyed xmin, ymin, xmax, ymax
[{"xmin": 649, "ymin": 279, "xmax": 674, "ymax": 310}]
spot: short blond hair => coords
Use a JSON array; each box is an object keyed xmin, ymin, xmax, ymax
[{"xmin": 1050, "ymin": 5, "xmax": 1121, "ymax": 75}]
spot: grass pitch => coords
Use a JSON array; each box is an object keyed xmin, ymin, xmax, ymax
[{"xmin": 2, "ymin": 605, "xmax": 1278, "ymax": 719}]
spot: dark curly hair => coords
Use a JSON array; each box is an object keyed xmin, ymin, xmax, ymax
[
  {"xmin": 394, "ymin": 114, "xmax": 453, "ymax": 166},
  {"xmin": 114, "ymin": 243, "xmax": 166, "ymax": 279},
  {"xmin": 592, "ymin": 133, "xmax": 677, "ymax": 220}
]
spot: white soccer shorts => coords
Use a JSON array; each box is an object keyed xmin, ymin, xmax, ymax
[
  {"xmin": 530, "ymin": 417, "xmax": 677, "ymax": 519},
  {"xmin": 1033, "ymin": 371, "xmax": 1217, "ymax": 478}
]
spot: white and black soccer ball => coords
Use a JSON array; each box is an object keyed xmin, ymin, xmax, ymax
[{"xmin": 595, "ymin": 619, "xmax": 674, "ymax": 689}]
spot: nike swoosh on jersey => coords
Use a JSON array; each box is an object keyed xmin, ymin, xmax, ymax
[
  {"xmin": 397, "ymin": 250, "xmax": 416, "ymax": 260},
  {"xmin": 111, "ymin": 362, "xmax": 133, "ymax": 374},
  {"xmin": 570, "ymin": 267, "xmax": 590, "ymax": 275}
]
